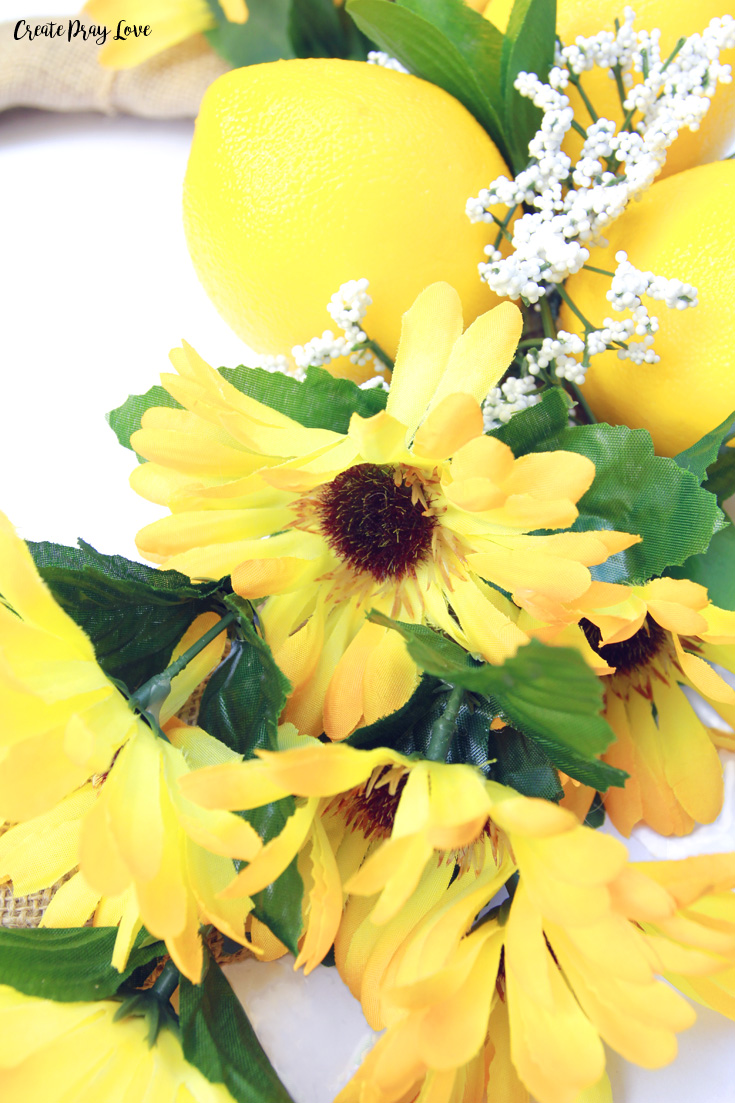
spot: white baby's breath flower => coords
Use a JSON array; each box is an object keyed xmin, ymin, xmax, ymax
[
  {"xmin": 467, "ymin": 7, "xmax": 720, "ymax": 395},
  {"xmin": 366, "ymin": 51, "xmax": 409, "ymax": 74}
]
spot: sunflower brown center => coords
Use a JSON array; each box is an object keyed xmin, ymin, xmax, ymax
[
  {"xmin": 580, "ymin": 614, "xmax": 667, "ymax": 676},
  {"xmin": 331, "ymin": 770, "xmax": 407, "ymax": 841},
  {"xmin": 315, "ymin": 463, "xmax": 436, "ymax": 581}
]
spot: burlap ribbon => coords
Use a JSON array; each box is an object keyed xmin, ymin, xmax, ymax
[{"xmin": 0, "ymin": 15, "xmax": 229, "ymax": 118}]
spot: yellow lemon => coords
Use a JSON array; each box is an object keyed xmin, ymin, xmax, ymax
[
  {"xmin": 183, "ymin": 59, "xmax": 510, "ymax": 371},
  {"xmin": 559, "ymin": 160, "xmax": 735, "ymax": 457},
  {"xmin": 483, "ymin": 0, "xmax": 735, "ymax": 179}
]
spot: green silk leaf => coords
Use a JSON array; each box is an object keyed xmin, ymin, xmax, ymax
[
  {"xmin": 704, "ymin": 449, "xmax": 735, "ymax": 509},
  {"xmin": 489, "ymin": 386, "xmax": 571, "ymax": 455},
  {"xmin": 346, "ymin": 0, "xmax": 509, "ymax": 162},
  {"xmin": 197, "ymin": 595, "xmax": 290, "ymax": 758},
  {"xmin": 500, "ymin": 0, "xmax": 556, "ymax": 172},
  {"xmin": 666, "ymin": 522, "xmax": 735, "ymax": 611},
  {"xmin": 107, "ymin": 365, "xmax": 387, "ymax": 456},
  {"xmin": 532, "ymin": 423, "xmax": 726, "ymax": 584},
  {"xmin": 27, "ymin": 541, "xmax": 224, "ymax": 693},
  {"xmin": 179, "ymin": 952, "xmax": 295, "ymax": 1103},
  {"xmin": 0, "ymin": 927, "xmax": 164, "ymax": 1002},
  {"xmin": 349, "ymin": 678, "xmax": 563, "ymax": 801},
  {"xmin": 244, "ymin": 801, "xmax": 304, "ymax": 957},
  {"xmin": 367, "ymin": 613, "xmax": 625, "ymax": 790},
  {"xmin": 204, "ymin": 0, "xmax": 295, "ymax": 65},
  {"xmin": 289, "ymin": 0, "xmax": 371, "ymax": 58},
  {"xmin": 197, "ymin": 595, "xmax": 303, "ymax": 956},
  {"xmin": 674, "ymin": 409, "xmax": 735, "ymax": 482},
  {"xmin": 106, "ymin": 384, "xmax": 181, "ymax": 461}
]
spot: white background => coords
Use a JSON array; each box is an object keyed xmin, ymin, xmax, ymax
[{"xmin": 2, "ymin": 2, "xmax": 735, "ymax": 1100}]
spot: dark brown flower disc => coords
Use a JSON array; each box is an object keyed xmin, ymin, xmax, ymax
[
  {"xmin": 580, "ymin": 614, "xmax": 667, "ymax": 676},
  {"xmin": 315, "ymin": 463, "xmax": 436, "ymax": 581}
]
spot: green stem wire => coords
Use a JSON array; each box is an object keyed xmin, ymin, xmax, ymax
[
  {"xmin": 152, "ymin": 959, "xmax": 181, "ymax": 1003},
  {"xmin": 568, "ymin": 73, "xmax": 598, "ymax": 123},
  {"xmin": 494, "ymin": 204, "xmax": 519, "ymax": 251},
  {"xmin": 582, "ymin": 264, "xmax": 615, "ymax": 277},
  {"xmin": 538, "ymin": 295, "xmax": 556, "ymax": 340},
  {"xmin": 426, "ymin": 685, "xmax": 464, "ymax": 763},
  {"xmin": 130, "ymin": 608, "xmax": 236, "ymax": 717},
  {"xmin": 361, "ymin": 338, "xmax": 394, "ymax": 371},
  {"xmin": 555, "ymin": 284, "xmax": 595, "ymax": 331}
]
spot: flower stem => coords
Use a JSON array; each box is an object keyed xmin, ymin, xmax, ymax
[
  {"xmin": 494, "ymin": 204, "xmax": 518, "ymax": 250},
  {"xmin": 152, "ymin": 959, "xmax": 181, "ymax": 1003},
  {"xmin": 426, "ymin": 685, "xmax": 464, "ymax": 763},
  {"xmin": 539, "ymin": 295, "xmax": 556, "ymax": 340},
  {"xmin": 555, "ymin": 284, "xmax": 594, "ymax": 332},
  {"xmin": 568, "ymin": 73, "xmax": 598, "ymax": 123},
  {"xmin": 567, "ymin": 380, "xmax": 596, "ymax": 424},
  {"xmin": 361, "ymin": 338, "xmax": 394, "ymax": 371},
  {"xmin": 130, "ymin": 609, "xmax": 235, "ymax": 718},
  {"xmin": 582, "ymin": 264, "xmax": 615, "ymax": 277}
]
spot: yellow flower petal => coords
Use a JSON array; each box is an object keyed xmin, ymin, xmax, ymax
[
  {"xmin": 412, "ymin": 394, "xmax": 484, "ymax": 461},
  {"xmin": 386, "ymin": 283, "xmax": 464, "ymax": 438},
  {"xmin": 430, "ymin": 301, "xmax": 523, "ymax": 410},
  {"xmin": 295, "ymin": 813, "xmax": 343, "ymax": 975},
  {"xmin": 501, "ymin": 450, "xmax": 595, "ymax": 503},
  {"xmin": 219, "ymin": 797, "xmax": 319, "ymax": 898}
]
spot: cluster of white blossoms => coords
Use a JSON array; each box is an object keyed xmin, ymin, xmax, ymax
[
  {"xmin": 466, "ymin": 7, "xmax": 731, "ymax": 411},
  {"xmin": 289, "ymin": 278, "xmax": 388, "ymax": 385},
  {"xmin": 482, "ymin": 373, "xmax": 541, "ymax": 430},
  {"xmin": 366, "ymin": 50, "xmax": 409, "ymax": 74}
]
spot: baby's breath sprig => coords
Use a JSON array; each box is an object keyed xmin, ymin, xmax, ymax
[
  {"xmin": 279, "ymin": 278, "xmax": 393, "ymax": 388},
  {"xmin": 467, "ymin": 7, "xmax": 733, "ymax": 424}
]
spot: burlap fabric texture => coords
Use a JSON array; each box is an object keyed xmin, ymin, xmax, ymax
[{"xmin": 1, "ymin": 14, "xmax": 229, "ymax": 118}]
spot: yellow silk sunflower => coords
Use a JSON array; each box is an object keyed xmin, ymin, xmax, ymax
[
  {"xmin": 0, "ymin": 513, "xmax": 260, "ymax": 981},
  {"xmin": 133, "ymin": 282, "xmax": 638, "ymax": 739},
  {"xmin": 0, "ymin": 984, "xmax": 235, "ymax": 1102},
  {"xmin": 338, "ymin": 843, "xmax": 735, "ymax": 1103},
  {"xmin": 83, "ymin": 0, "xmax": 248, "ymax": 69},
  {"xmin": 561, "ymin": 577, "xmax": 735, "ymax": 837},
  {"xmin": 180, "ymin": 734, "xmax": 516, "ymax": 976}
]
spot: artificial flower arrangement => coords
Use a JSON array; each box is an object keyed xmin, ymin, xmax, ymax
[{"xmin": 2, "ymin": 0, "xmax": 735, "ymax": 1101}]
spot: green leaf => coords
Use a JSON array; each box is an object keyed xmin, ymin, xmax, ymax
[
  {"xmin": 666, "ymin": 522, "xmax": 735, "ymax": 611},
  {"xmin": 350, "ymin": 677, "xmax": 564, "ymax": 800},
  {"xmin": 221, "ymin": 364, "xmax": 388, "ymax": 432},
  {"xmin": 489, "ymin": 386, "xmax": 570, "ymax": 455},
  {"xmin": 107, "ymin": 384, "xmax": 181, "ymax": 460},
  {"xmin": 204, "ymin": 0, "xmax": 296, "ymax": 65},
  {"xmin": 533, "ymin": 423, "xmax": 726, "ymax": 585},
  {"xmin": 348, "ymin": 676, "xmax": 448, "ymax": 754},
  {"xmin": 367, "ymin": 613, "xmax": 625, "ymax": 790},
  {"xmin": 180, "ymin": 951, "xmax": 295, "ymax": 1103},
  {"xmin": 197, "ymin": 595, "xmax": 290, "ymax": 758},
  {"xmin": 674, "ymin": 409, "xmax": 735, "ymax": 482},
  {"xmin": 196, "ymin": 595, "xmax": 303, "ymax": 955},
  {"xmin": 27, "ymin": 541, "xmax": 224, "ymax": 693},
  {"xmin": 289, "ymin": 0, "xmax": 371, "ymax": 58},
  {"xmin": 107, "ymin": 365, "xmax": 387, "ymax": 456},
  {"xmin": 704, "ymin": 448, "xmax": 735, "ymax": 508},
  {"xmin": 346, "ymin": 0, "xmax": 509, "ymax": 162},
  {"xmin": 0, "ymin": 927, "xmax": 164, "ymax": 1002},
  {"xmin": 245, "ymin": 801, "xmax": 304, "ymax": 957},
  {"xmin": 490, "ymin": 725, "xmax": 564, "ymax": 801},
  {"xmin": 584, "ymin": 791, "xmax": 605, "ymax": 828},
  {"xmin": 501, "ymin": 0, "xmax": 556, "ymax": 172},
  {"xmin": 399, "ymin": 0, "xmax": 505, "ymax": 105}
]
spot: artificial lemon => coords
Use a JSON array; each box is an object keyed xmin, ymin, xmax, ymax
[
  {"xmin": 483, "ymin": 0, "xmax": 735, "ymax": 179},
  {"xmin": 183, "ymin": 59, "xmax": 509, "ymax": 372},
  {"xmin": 560, "ymin": 160, "xmax": 735, "ymax": 457}
]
